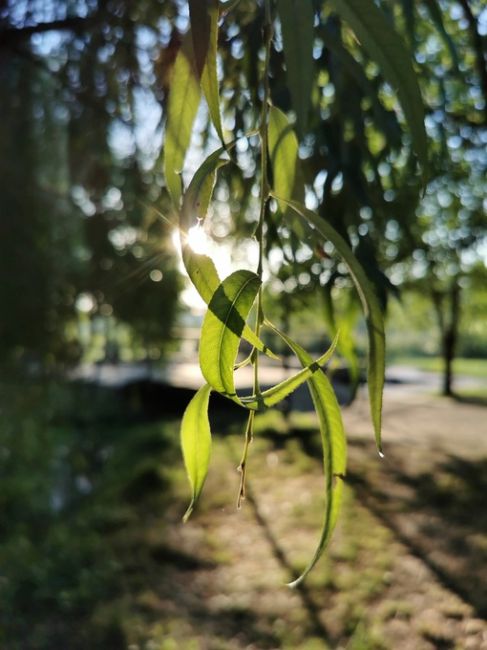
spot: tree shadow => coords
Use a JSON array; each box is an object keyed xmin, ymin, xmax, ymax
[
  {"xmin": 260, "ymin": 419, "xmax": 487, "ymax": 619},
  {"xmin": 346, "ymin": 441, "xmax": 487, "ymax": 619}
]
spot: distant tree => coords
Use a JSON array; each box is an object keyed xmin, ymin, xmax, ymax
[{"xmin": 0, "ymin": 0, "xmax": 182, "ymax": 364}]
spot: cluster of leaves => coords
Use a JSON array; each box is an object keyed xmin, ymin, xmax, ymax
[{"xmin": 162, "ymin": 0, "xmax": 435, "ymax": 583}]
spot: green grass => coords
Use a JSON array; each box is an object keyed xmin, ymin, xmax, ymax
[{"xmin": 390, "ymin": 356, "xmax": 487, "ymax": 378}]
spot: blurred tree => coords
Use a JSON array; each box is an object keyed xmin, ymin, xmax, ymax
[
  {"xmin": 0, "ymin": 0, "xmax": 485, "ymax": 381},
  {"xmin": 0, "ymin": 0, "xmax": 183, "ymax": 365}
]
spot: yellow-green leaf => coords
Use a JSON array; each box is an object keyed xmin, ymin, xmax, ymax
[
  {"xmin": 200, "ymin": 270, "xmax": 261, "ymax": 397},
  {"xmin": 241, "ymin": 332, "xmax": 338, "ymax": 409},
  {"xmin": 268, "ymin": 322, "xmax": 346, "ymax": 586},
  {"xmin": 164, "ymin": 32, "xmax": 201, "ymax": 208},
  {"xmin": 180, "ymin": 383, "xmax": 212, "ymax": 521},
  {"xmin": 268, "ymin": 106, "xmax": 305, "ymax": 237}
]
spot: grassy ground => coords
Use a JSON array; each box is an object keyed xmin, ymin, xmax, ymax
[
  {"xmin": 1, "ymin": 379, "xmax": 486, "ymax": 649},
  {"xmin": 390, "ymin": 356, "xmax": 487, "ymax": 378}
]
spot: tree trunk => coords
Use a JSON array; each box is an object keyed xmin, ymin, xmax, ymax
[{"xmin": 441, "ymin": 284, "xmax": 461, "ymax": 397}]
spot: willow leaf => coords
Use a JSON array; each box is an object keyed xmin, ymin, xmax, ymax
[
  {"xmin": 273, "ymin": 195, "xmax": 385, "ymax": 454},
  {"xmin": 268, "ymin": 106, "xmax": 305, "ymax": 237},
  {"xmin": 180, "ymin": 147, "xmax": 228, "ymax": 231},
  {"xmin": 423, "ymin": 0, "xmax": 460, "ymax": 72},
  {"xmin": 329, "ymin": 0, "xmax": 427, "ymax": 172},
  {"xmin": 200, "ymin": 270, "xmax": 262, "ymax": 396},
  {"xmin": 201, "ymin": 0, "xmax": 224, "ymax": 142},
  {"xmin": 180, "ymin": 383, "xmax": 212, "ymax": 522},
  {"xmin": 180, "ymin": 150, "xmax": 277, "ymax": 360},
  {"xmin": 190, "ymin": 0, "xmax": 224, "ymax": 142},
  {"xmin": 164, "ymin": 32, "xmax": 201, "ymax": 208},
  {"xmin": 241, "ymin": 332, "xmax": 338, "ymax": 410},
  {"xmin": 276, "ymin": 0, "xmax": 314, "ymax": 136},
  {"xmin": 189, "ymin": 0, "xmax": 211, "ymax": 78},
  {"xmin": 268, "ymin": 322, "xmax": 346, "ymax": 586}
]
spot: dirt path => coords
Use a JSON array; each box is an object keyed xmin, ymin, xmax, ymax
[{"xmin": 132, "ymin": 392, "xmax": 487, "ymax": 649}]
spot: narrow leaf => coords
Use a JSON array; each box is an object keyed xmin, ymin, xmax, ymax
[
  {"xmin": 423, "ymin": 0, "xmax": 460, "ymax": 73},
  {"xmin": 190, "ymin": 0, "xmax": 224, "ymax": 142},
  {"xmin": 201, "ymin": 0, "xmax": 224, "ymax": 142},
  {"xmin": 329, "ymin": 0, "xmax": 428, "ymax": 172},
  {"xmin": 180, "ymin": 383, "xmax": 212, "ymax": 521},
  {"xmin": 272, "ymin": 195, "xmax": 385, "ymax": 454},
  {"xmin": 268, "ymin": 106, "xmax": 305, "ymax": 237},
  {"xmin": 200, "ymin": 270, "xmax": 262, "ymax": 396},
  {"xmin": 180, "ymin": 147, "xmax": 228, "ymax": 231},
  {"xmin": 189, "ymin": 0, "xmax": 211, "ymax": 78},
  {"xmin": 180, "ymin": 151, "xmax": 278, "ymax": 360},
  {"xmin": 241, "ymin": 332, "xmax": 338, "ymax": 409},
  {"xmin": 164, "ymin": 32, "xmax": 201, "ymax": 208},
  {"xmin": 268, "ymin": 322, "xmax": 347, "ymax": 586},
  {"xmin": 276, "ymin": 0, "xmax": 315, "ymax": 136}
]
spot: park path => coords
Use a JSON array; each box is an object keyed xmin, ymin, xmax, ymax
[{"xmin": 140, "ymin": 388, "xmax": 487, "ymax": 650}]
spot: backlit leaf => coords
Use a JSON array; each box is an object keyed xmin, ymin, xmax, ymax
[
  {"xmin": 180, "ymin": 383, "xmax": 212, "ymax": 521},
  {"xmin": 180, "ymin": 147, "xmax": 228, "ymax": 231},
  {"xmin": 190, "ymin": 0, "xmax": 224, "ymax": 142},
  {"xmin": 272, "ymin": 195, "xmax": 385, "ymax": 454},
  {"xmin": 241, "ymin": 332, "xmax": 338, "ymax": 409},
  {"xmin": 276, "ymin": 0, "xmax": 315, "ymax": 137},
  {"xmin": 164, "ymin": 32, "xmax": 201, "ymax": 208},
  {"xmin": 268, "ymin": 106, "xmax": 305, "ymax": 237},
  {"xmin": 329, "ymin": 0, "xmax": 428, "ymax": 172},
  {"xmin": 268, "ymin": 322, "xmax": 346, "ymax": 586},
  {"xmin": 199, "ymin": 270, "xmax": 262, "ymax": 397}
]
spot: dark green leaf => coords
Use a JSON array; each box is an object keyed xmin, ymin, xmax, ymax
[
  {"xmin": 180, "ymin": 383, "xmax": 212, "ymax": 521},
  {"xmin": 423, "ymin": 0, "xmax": 460, "ymax": 73},
  {"xmin": 276, "ymin": 0, "xmax": 315, "ymax": 137},
  {"xmin": 329, "ymin": 0, "xmax": 428, "ymax": 172}
]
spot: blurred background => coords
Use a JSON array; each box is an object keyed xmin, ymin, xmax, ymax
[{"xmin": 0, "ymin": 1, "xmax": 486, "ymax": 649}]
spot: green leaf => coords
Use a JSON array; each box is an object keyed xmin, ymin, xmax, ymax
[
  {"xmin": 241, "ymin": 332, "xmax": 338, "ymax": 409},
  {"xmin": 268, "ymin": 322, "xmax": 347, "ymax": 586},
  {"xmin": 199, "ymin": 270, "xmax": 262, "ymax": 397},
  {"xmin": 276, "ymin": 0, "xmax": 315, "ymax": 137},
  {"xmin": 180, "ymin": 150, "xmax": 278, "ymax": 361},
  {"xmin": 180, "ymin": 383, "xmax": 212, "ymax": 522},
  {"xmin": 180, "ymin": 147, "xmax": 228, "ymax": 231},
  {"xmin": 423, "ymin": 0, "xmax": 460, "ymax": 73},
  {"xmin": 164, "ymin": 32, "xmax": 201, "ymax": 208},
  {"xmin": 328, "ymin": 0, "xmax": 428, "ymax": 172},
  {"xmin": 189, "ymin": 0, "xmax": 224, "ymax": 142},
  {"xmin": 272, "ymin": 195, "xmax": 385, "ymax": 454},
  {"xmin": 182, "ymin": 245, "xmax": 221, "ymax": 305},
  {"xmin": 189, "ymin": 0, "xmax": 211, "ymax": 78},
  {"xmin": 268, "ymin": 106, "xmax": 305, "ymax": 237},
  {"xmin": 323, "ymin": 282, "xmax": 360, "ymax": 399}
]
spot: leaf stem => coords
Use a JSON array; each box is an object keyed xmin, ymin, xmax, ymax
[{"xmin": 238, "ymin": 0, "xmax": 274, "ymax": 506}]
